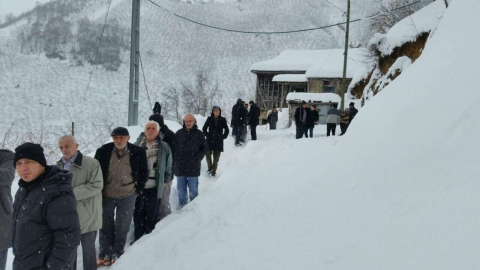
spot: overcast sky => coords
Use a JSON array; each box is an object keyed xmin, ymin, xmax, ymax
[{"xmin": 0, "ymin": 0, "xmax": 51, "ymax": 20}]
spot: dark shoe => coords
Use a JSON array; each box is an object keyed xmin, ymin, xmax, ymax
[
  {"xmin": 211, "ymin": 172, "xmax": 216, "ymax": 177},
  {"xmin": 207, "ymin": 168, "xmax": 211, "ymax": 173}
]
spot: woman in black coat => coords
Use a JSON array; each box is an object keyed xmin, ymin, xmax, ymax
[
  {"xmin": 306, "ymin": 105, "xmax": 320, "ymax": 138},
  {"xmin": 202, "ymin": 106, "xmax": 229, "ymax": 176}
]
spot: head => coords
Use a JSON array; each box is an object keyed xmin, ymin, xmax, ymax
[
  {"xmin": 311, "ymin": 105, "xmax": 316, "ymax": 111},
  {"xmin": 111, "ymin": 127, "xmax": 130, "ymax": 150},
  {"xmin": 14, "ymin": 143, "xmax": 47, "ymax": 182},
  {"xmin": 58, "ymin": 135, "xmax": 79, "ymax": 162},
  {"xmin": 144, "ymin": 121, "xmax": 160, "ymax": 142},
  {"xmin": 349, "ymin": 102, "xmax": 355, "ymax": 109},
  {"xmin": 184, "ymin": 114, "xmax": 196, "ymax": 130},
  {"xmin": 249, "ymin": 101, "xmax": 254, "ymax": 106},
  {"xmin": 212, "ymin": 107, "xmax": 221, "ymax": 118},
  {"xmin": 149, "ymin": 114, "xmax": 165, "ymax": 128},
  {"xmin": 330, "ymin": 103, "xmax": 335, "ymax": 108},
  {"xmin": 301, "ymin": 101, "xmax": 307, "ymax": 108},
  {"xmin": 273, "ymin": 107, "xmax": 277, "ymax": 112},
  {"xmin": 244, "ymin": 103, "xmax": 248, "ymax": 109}
]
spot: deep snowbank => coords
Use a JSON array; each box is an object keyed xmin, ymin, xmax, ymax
[{"xmin": 112, "ymin": 0, "xmax": 479, "ymax": 268}]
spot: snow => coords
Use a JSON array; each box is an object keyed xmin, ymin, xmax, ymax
[
  {"xmin": 368, "ymin": 0, "xmax": 446, "ymax": 56},
  {"xmin": 286, "ymin": 92, "xmax": 341, "ymax": 103},
  {"xmin": 106, "ymin": 0, "xmax": 479, "ymax": 269},
  {"xmin": 305, "ymin": 48, "xmax": 367, "ymax": 79},
  {"xmin": 272, "ymin": 74, "xmax": 307, "ymax": 83}
]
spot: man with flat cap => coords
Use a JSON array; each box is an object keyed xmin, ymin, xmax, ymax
[{"xmin": 94, "ymin": 127, "xmax": 148, "ymax": 266}]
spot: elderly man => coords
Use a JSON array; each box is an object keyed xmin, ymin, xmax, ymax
[
  {"xmin": 57, "ymin": 135, "xmax": 103, "ymax": 270},
  {"xmin": 0, "ymin": 149, "xmax": 14, "ymax": 270},
  {"xmin": 94, "ymin": 127, "xmax": 148, "ymax": 266},
  {"xmin": 12, "ymin": 143, "xmax": 80, "ymax": 270},
  {"xmin": 175, "ymin": 114, "xmax": 206, "ymax": 208},
  {"xmin": 133, "ymin": 121, "xmax": 172, "ymax": 241}
]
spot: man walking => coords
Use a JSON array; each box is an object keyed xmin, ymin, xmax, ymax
[
  {"xmin": 267, "ymin": 107, "xmax": 279, "ymax": 130},
  {"xmin": 57, "ymin": 135, "xmax": 103, "ymax": 270},
  {"xmin": 175, "ymin": 114, "xmax": 206, "ymax": 208},
  {"xmin": 94, "ymin": 127, "xmax": 148, "ymax": 266},
  {"xmin": 134, "ymin": 121, "xmax": 172, "ymax": 241},
  {"xmin": 202, "ymin": 106, "xmax": 229, "ymax": 177},
  {"xmin": 231, "ymin": 99, "xmax": 242, "ymax": 137},
  {"xmin": 12, "ymin": 143, "xmax": 80, "ymax": 270},
  {"xmin": 235, "ymin": 101, "xmax": 248, "ymax": 146},
  {"xmin": 248, "ymin": 101, "xmax": 260, "ymax": 140},
  {"xmin": 0, "ymin": 149, "xmax": 14, "ymax": 270},
  {"xmin": 294, "ymin": 101, "xmax": 309, "ymax": 139},
  {"xmin": 326, "ymin": 104, "xmax": 340, "ymax": 137}
]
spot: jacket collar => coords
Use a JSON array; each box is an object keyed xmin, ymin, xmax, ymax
[{"xmin": 57, "ymin": 151, "xmax": 84, "ymax": 168}]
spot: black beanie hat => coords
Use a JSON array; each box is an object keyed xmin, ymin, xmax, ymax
[
  {"xmin": 149, "ymin": 114, "xmax": 165, "ymax": 127},
  {"xmin": 349, "ymin": 102, "xmax": 355, "ymax": 107},
  {"xmin": 14, "ymin": 143, "xmax": 47, "ymax": 168},
  {"xmin": 111, "ymin": 127, "xmax": 129, "ymax": 136}
]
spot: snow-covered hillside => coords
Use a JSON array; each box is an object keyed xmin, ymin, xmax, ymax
[
  {"xmin": 102, "ymin": 0, "xmax": 478, "ymax": 269},
  {"xmin": 0, "ymin": 0, "xmax": 427, "ymax": 161}
]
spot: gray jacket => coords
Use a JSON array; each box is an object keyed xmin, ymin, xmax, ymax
[
  {"xmin": 326, "ymin": 108, "xmax": 340, "ymax": 124},
  {"xmin": 0, "ymin": 150, "xmax": 15, "ymax": 251},
  {"xmin": 57, "ymin": 151, "xmax": 103, "ymax": 234},
  {"xmin": 136, "ymin": 134, "xmax": 173, "ymax": 199}
]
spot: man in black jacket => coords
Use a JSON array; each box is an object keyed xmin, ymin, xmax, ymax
[
  {"xmin": 235, "ymin": 101, "xmax": 248, "ymax": 146},
  {"xmin": 202, "ymin": 106, "xmax": 229, "ymax": 177},
  {"xmin": 231, "ymin": 99, "xmax": 242, "ymax": 137},
  {"xmin": 0, "ymin": 149, "xmax": 15, "ymax": 270},
  {"xmin": 94, "ymin": 127, "xmax": 148, "ymax": 266},
  {"xmin": 12, "ymin": 143, "xmax": 80, "ymax": 270},
  {"xmin": 175, "ymin": 114, "xmax": 206, "ymax": 208},
  {"xmin": 294, "ymin": 101, "xmax": 309, "ymax": 139},
  {"xmin": 349, "ymin": 102, "xmax": 359, "ymax": 123},
  {"xmin": 248, "ymin": 101, "xmax": 260, "ymax": 140}
]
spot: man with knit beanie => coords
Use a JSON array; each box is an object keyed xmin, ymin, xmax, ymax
[{"xmin": 12, "ymin": 143, "xmax": 80, "ymax": 270}]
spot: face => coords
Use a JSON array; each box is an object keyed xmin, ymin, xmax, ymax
[
  {"xmin": 58, "ymin": 137, "xmax": 79, "ymax": 161},
  {"xmin": 16, "ymin": 159, "xmax": 45, "ymax": 182},
  {"xmin": 145, "ymin": 123, "xmax": 160, "ymax": 142},
  {"xmin": 213, "ymin": 108, "xmax": 220, "ymax": 118},
  {"xmin": 302, "ymin": 104, "xmax": 307, "ymax": 108},
  {"xmin": 184, "ymin": 115, "xmax": 195, "ymax": 130},
  {"xmin": 349, "ymin": 104, "xmax": 353, "ymax": 109},
  {"xmin": 311, "ymin": 106, "xmax": 315, "ymax": 110},
  {"xmin": 273, "ymin": 108, "xmax": 277, "ymax": 112},
  {"xmin": 113, "ymin": 135, "xmax": 130, "ymax": 149}
]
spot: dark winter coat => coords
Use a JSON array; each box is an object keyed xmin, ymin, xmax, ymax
[
  {"xmin": 0, "ymin": 149, "xmax": 15, "ymax": 251},
  {"xmin": 267, "ymin": 111, "xmax": 278, "ymax": 125},
  {"xmin": 231, "ymin": 99, "xmax": 242, "ymax": 127},
  {"xmin": 174, "ymin": 123, "xmax": 207, "ymax": 177},
  {"xmin": 160, "ymin": 124, "xmax": 176, "ymax": 163},
  {"xmin": 294, "ymin": 107, "xmax": 308, "ymax": 125},
  {"xmin": 306, "ymin": 109, "xmax": 320, "ymax": 128},
  {"xmin": 349, "ymin": 107, "xmax": 359, "ymax": 122},
  {"xmin": 236, "ymin": 105, "xmax": 249, "ymax": 127},
  {"xmin": 202, "ymin": 109, "xmax": 230, "ymax": 152},
  {"xmin": 12, "ymin": 166, "xmax": 81, "ymax": 270},
  {"xmin": 247, "ymin": 103, "xmax": 261, "ymax": 126},
  {"xmin": 94, "ymin": 142, "xmax": 149, "ymax": 194}
]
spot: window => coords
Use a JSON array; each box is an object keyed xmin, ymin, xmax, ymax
[{"xmin": 323, "ymin": 80, "xmax": 336, "ymax": 93}]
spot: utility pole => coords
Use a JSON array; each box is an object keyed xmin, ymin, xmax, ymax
[
  {"xmin": 340, "ymin": 0, "xmax": 350, "ymax": 112},
  {"xmin": 128, "ymin": 0, "xmax": 140, "ymax": 126}
]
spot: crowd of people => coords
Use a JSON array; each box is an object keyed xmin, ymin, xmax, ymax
[
  {"xmin": 295, "ymin": 101, "xmax": 358, "ymax": 139},
  {"xmin": 0, "ymin": 99, "xmax": 359, "ymax": 270}
]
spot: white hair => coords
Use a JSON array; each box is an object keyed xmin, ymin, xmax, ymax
[
  {"xmin": 145, "ymin": 121, "xmax": 160, "ymax": 132},
  {"xmin": 58, "ymin": 135, "xmax": 77, "ymax": 144}
]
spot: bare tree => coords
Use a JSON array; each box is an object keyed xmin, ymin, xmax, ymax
[
  {"xmin": 369, "ymin": 0, "xmax": 421, "ymax": 34},
  {"xmin": 163, "ymin": 87, "xmax": 182, "ymax": 123},
  {"xmin": 180, "ymin": 70, "xmax": 222, "ymax": 116}
]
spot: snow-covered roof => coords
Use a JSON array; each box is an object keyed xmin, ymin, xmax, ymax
[
  {"xmin": 250, "ymin": 48, "xmax": 367, "ymax": 79},
  {"xmin": 368, "ymin": 0, "xmax": 446, "ymax": 56},
  {"xmin": 272, "ymin": 74, "xmax": 308, "ymax": 83},
  {"xmin": 286, "ymin": 92, "xmax": 341, "ymax": 103},
  {"xmin": 305, "ymin": 48, "xmax": 367, "ymax": 79}
]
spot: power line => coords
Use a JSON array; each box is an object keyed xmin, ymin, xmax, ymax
[
  {"xmin": 145, "ymin": 0, "xmax": 423, "ymax": 35},
  {"xmin": 139, "ymin": 52, "xmax": 153, "ymax": 111},
  {"xmin": 78, "ymin": 0, "xmax": 114, "ymax": 115}
]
